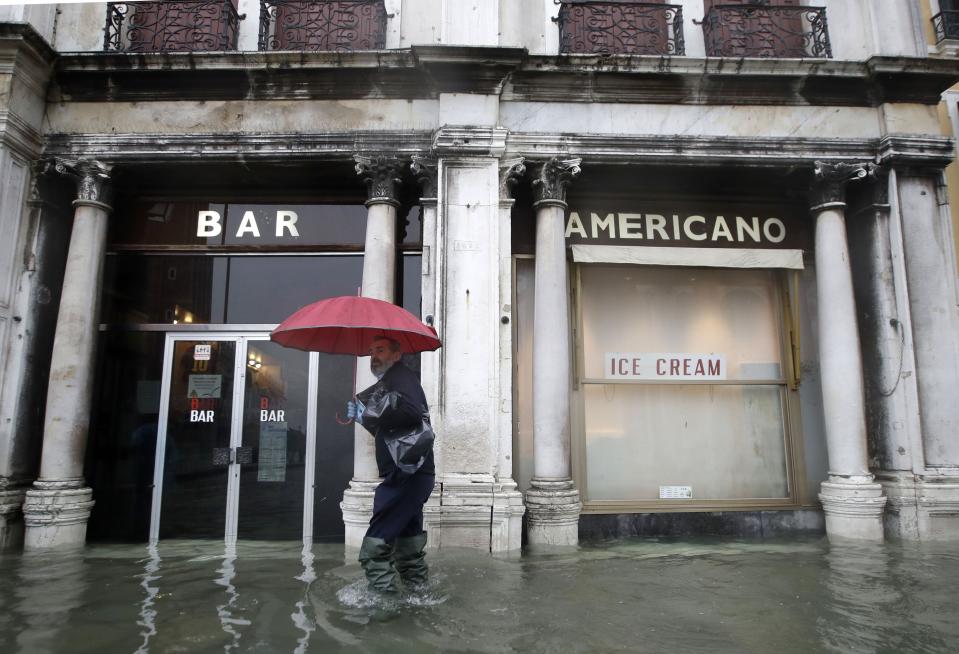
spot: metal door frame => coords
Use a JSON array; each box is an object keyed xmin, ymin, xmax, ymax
[{"xmin": 149, "ymin": 331, "xmax": 318, "ymax": 545}]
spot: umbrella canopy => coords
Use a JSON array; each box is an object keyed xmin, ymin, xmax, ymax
[{"xmin": 270, "ymin": 295, "xmax": 441, "ymax": 355}]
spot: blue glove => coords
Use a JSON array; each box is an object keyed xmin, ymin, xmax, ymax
[{"xmin": 346, "ymin": 399, "xmax": 366, "ymax": 424}]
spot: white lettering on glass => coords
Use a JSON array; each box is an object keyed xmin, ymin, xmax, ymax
[
  {"xmin": 236, "ymin": 210, "xmax": 261, "ymax": 238},
  {"xmin": 604, "ymin": 352, "xmax": 726, "ymax": 380},
  {"xmin": 275, "ymin": 211, "xmax": 299, "ymax": 237},
  {"xmin": 197, "ymin": 211, "xmax": 222, "ymax": 237}
]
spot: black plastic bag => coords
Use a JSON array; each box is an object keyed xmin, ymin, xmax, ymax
[{"xmin": 358, "ymin": 386, "xmax": 434, "ymax": 475}]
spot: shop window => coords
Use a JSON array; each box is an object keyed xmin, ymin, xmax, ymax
[
  {"xmin": 575, "ymin": 265, "xmax": 796, "ymax": 505},
  {"xmin": 701, "ymin": 0, "xmax": 832, "ymax": 59},
  {"xmin": 104, "ymin": 0, "xmax": 241, "ymax": 52},
  {"xmin": 555, "ymin": 0, "xmax": 686, "ymax": 56},
  {"xmin": 258, "ymin": 0, "xmax": 388, "ymax": 52}
]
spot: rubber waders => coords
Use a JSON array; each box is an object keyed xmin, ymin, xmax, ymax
[
  {"xmin": 358, "ymin": 537, "xmax": 397, "ymax": 593},
  {"xmin": 393, "ymin": 532, "xmax": 429, "ymax": 586}
]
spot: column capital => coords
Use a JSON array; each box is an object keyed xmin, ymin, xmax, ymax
[
  {"xmin": 499, "ymin": 157, "xmax": 526, "ymax": 200},
  {"xmin": 410, "ymin": 155, "xmax": 438, "ymax": 198},
  {"xmin": 810, "ymin": 161, "xmax": 869, "ymax": 212},
  {"xmin": 49, "ymin": 158, "xmax": 114, "ymax": 208},
  {"xmin": 865, "ymin": 163, "xmax": 890, "ymax": 208},
  {"xmin": 354, "ymin": 153, "xmax": 404, "ymax": 207},
  {"xmin": 530, "ymin": 157, "xmax": 582, "ymax": 208}
]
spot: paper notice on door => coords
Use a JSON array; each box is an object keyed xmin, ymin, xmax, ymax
[
  {"xmin": 187, "ymin": 374, "xmax": 222, "ymax": 399},
  {"xmin": 258, "ymin": 422, "xmax": 288, "ymax": 482}
]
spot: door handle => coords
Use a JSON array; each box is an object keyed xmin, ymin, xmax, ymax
[
  {"xmin": 212, "ymin": 447, "xmax": 231, "ymax": 466},
  {"xmin": 213, "ymin": 446, "xmax": 254, "ymax": 465},
  {"xmin": 235, "ymin": 446, "xmax": 254, "ymax": 465}
]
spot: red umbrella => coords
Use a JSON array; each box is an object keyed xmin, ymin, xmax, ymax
[
  {"xmin": 270, "ymin": 295, "xmax": 441, "ymax": 355},
  {"xmin": 271, "ymin": 295, "xmax": 441, "ymax": 424}
]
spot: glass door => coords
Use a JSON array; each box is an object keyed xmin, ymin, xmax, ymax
[
  {"xmin": 236, "ymin": 339, "xmax": 312, "ymax": 540},
  {"xmin": 150, "ymin": 333, "xmax": 316, "ymax": 544}
]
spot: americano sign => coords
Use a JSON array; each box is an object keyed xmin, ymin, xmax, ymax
[{"xmin": 565, "ymin": 202, "xmax": 807, "ymax": 250}]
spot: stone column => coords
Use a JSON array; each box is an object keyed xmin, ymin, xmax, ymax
[
  {"xmin": 492, "ymin": 158, "xmax": 527, "ymax": 551},
  {"xmin": 22, "ymin": 159, "xmax": 112, "ymax": 550},
  {"xmin": 810, "ymin": 161, "xmax": 887, "ymax": 542},
  {"xmin": 410, "ymin": 155, "xmax": 444, "ymax": 540},
  {"xmin": 340, "ymin": 154, "xmax": 404, "ymax": 548},
  {"xmin": 848, "ymin": 166, "xmax": 921, "ymax": 538},
  {"xmin": 525, "ymin": 157, "xmax": 582, "ymax": 547}
]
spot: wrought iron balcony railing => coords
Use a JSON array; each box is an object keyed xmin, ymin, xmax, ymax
[
  {"xmin": 933, "ymin": 11, "xmax": 959, "ymax": 43},
  {"xmin": 555, "ymin": 0, "xmax": 685, "ymax": 56},
  {"xmin": 104, "ymin": 0, "xmax": 241, "ymax": 52},
  {"xmin": 701, "ymin": 3, "xmax": 831, "ymax": 58},
  {"xmin": 258, "ymin": 0, "xmax": 387, "ymax": 52}
]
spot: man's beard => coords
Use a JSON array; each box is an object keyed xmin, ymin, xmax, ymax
[{"xmin": 371, "ymin": 359, "xmax": 395, "ymax": 379}]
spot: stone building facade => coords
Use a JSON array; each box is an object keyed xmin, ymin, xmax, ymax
[{"xmin": 1, "ymin": 0, "xmax": 959, "ymax": 552}]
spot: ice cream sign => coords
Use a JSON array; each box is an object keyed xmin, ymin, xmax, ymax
[{"xmin": 605, "ymin": 353, "xmax": 726, "ymax": 380}]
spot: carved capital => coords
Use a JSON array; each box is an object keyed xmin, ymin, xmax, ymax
[
  {"xmin": 530, "ymin": 157, "xmax": 581, "ymax": 206},
  {"xmin": 865, "ymin": 163, "xmax": 890, "ymax": 208},
  {"xmin": 50, "ymin": 158, "xmax": 113, "ymax": 206},
  {"xmin": 499, "ymin": 157, "xmax": 526, "ymax": 200},
  {"xmin": 810, "ymin": 161, "xmax": 869, "ymax": 211},
  {"xmin": 410, "ymin": 155, "xmax": 438, "ymax": 198},
  {"xmin": 354, "ymin": 154, "xmax": 404, "ymax": 206}
]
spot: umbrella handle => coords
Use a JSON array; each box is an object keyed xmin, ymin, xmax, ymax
[{"xmin": 335, "ymin": 356, "xmax": 360, "ymax": 426}]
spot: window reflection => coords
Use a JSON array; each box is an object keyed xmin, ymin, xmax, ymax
[{"xmin": 103, "ymin": 254, "xmax": 365, "ymax": 325}]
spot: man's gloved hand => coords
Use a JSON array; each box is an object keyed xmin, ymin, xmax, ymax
[{"xmin": 346, "ymin": 399, "xmax": 366, "ymax": 424}]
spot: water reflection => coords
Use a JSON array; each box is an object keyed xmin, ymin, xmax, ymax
[
  {"xmin": 818, "ymin": 541, "xmax": 898, "ymax": 654},
  {"xmin": 291, "ymin": 546, "xmax": 316, "ymax": 653},
  {"xmin": 14, "ymin": 549, "xmax": 87, "ymax": 654},
  {"xmin": 214, "ymin": 547, "xmax": 248, "ymax": 652},
  {"xmin": 2, "ymin": 538, "xmax": 959, "ymax": 654},
  {"xmin": 134, "ymin": 545, "xmax": 161, "ymax": 654}
]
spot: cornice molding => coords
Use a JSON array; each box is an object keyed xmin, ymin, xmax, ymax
[
  {"xmin": 37, "ymin": 133, "xmax": 955, "ymax": 170},
  {"xmin": 431, "ymin": 126, "xmax": 508, "ymax": 157},
  {"xmin": 47, "ymin": 48, "xmax": 959, "ymax": 106},
  {"xmin": 0, "ymin": 110, "xmax": 43, "ymax": 159},
  {"xmin": 0, "ymin": 22, "xmax": 57, "ymax": 66},
  {"xmin": 41, "ymin": 132, "xmax": 435, "ymax": 162}
]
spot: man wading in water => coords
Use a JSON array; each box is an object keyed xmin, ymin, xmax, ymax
[{"xmin": 347, "ymin": 336, "xmax": 435, "ymax": 592}]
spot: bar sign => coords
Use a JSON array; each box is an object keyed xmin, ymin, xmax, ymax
[{"xmin": 660, "ymin": 485, "xmax": 692, "ymax": 499}]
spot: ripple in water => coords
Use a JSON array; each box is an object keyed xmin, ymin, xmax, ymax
[{"xmin": 335, "ymin": 575, "xmax": 450, "ymax": 611}]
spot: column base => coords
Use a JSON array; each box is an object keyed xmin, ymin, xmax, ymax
[
  {"xmin": 0, "ymin": 487, "xmax": 27, "ymax": 551},
  {"xmin": 492, "ymin": 480, "xmax": 525, "ymax": 553},
  {"xmin": 525, "ymin": 478, "xmax": 582, "ymax": 548},
  {"xmin": 879, "ymin": 471, "xmax": 959, "ymax": 540},
  {"xmin": 22, "ymin": 482, "xmax": 95, "ymax": 550},
  {"xmin": 818, "ymin": 476, "xmax": 886, "ymax": 542},
  {"xmin": 423, "ymin": 475, "xmax": 525, "ymax": 552},
  {"xmin": 340, "ymin": 478, "xmax": 378, "ymax": 549}
]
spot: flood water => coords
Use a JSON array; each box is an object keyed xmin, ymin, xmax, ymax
[{"xmin": 1, "ymin": 536, "xmax": 957, "ymax": 653}]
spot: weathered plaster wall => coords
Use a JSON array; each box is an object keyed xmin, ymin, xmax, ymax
[
  {"xmin": 53, "ymin": 2, "xmax": 104, "ymax": 52},
  {"xmin": 0, "ymin": 4, "xmax": 56, "ymax": 45},
  {"xmin": 399, "ymin": 0, "xmax": 441, "ymax": 47},
  {"xmin": 44, "ymin": 98, "xmax": 440, "ymax": 133},
  {"xmin": 500, "ymin": 103, "xmax": 882, "ymax": 140}
]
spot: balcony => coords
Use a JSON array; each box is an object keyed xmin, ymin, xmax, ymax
[
  {"xmin": 104, "ymin": 0, "xmax": 241, "ymax": 52},
  {"xmin": 701, "ymin": 3, "xmax": 831, "ymax": 58},
  {"xmin": 258, "ymin": 0, "xmax": 387, "ymax": 52},
  {"xmin": 933, "ymin": 11, "xmax": 959, "ymax": 44},
  {"xmin": 555, "ymin": 0, "xmax": 685, "ymax": 56}
]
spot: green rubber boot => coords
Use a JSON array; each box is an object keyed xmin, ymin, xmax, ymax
[
  {"xmin": 393, "ymin": 532, "xmax": 429, "ymax": 587},
  {"xmin": 358, "ymin": 537, "xmax": 397, "ymax": 593}
]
